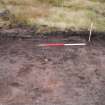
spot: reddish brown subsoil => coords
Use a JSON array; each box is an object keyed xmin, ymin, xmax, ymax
[{"xmin": 0, "ymin": 28, "xmax": 105, "ymax": 105}]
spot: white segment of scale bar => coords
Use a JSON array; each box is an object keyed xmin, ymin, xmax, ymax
[{"xmin": 64, "ymin": 43, "xmax": 86, "ymax": 46}]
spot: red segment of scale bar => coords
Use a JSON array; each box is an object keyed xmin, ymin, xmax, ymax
[{"xmin": 46, "ymin": 43, "xmax": 64, "ymax": 46}]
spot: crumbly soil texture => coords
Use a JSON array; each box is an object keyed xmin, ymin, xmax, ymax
[{"xmin": 0, "ymin": 27, "xmax": 105, "ymax": 105}]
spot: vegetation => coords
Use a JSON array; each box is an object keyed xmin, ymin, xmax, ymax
[{"xmin": 0, "ymin": 0, "xmax": 105, "ymax": 31}]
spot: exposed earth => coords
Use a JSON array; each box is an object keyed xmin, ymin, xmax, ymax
[{"xmin": 0, "ymin": 28, "xmax": 105, "ymax": 105}]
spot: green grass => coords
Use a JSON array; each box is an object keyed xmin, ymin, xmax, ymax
[{"xmin": 0, "ymin": 0, "xmax": 105, "ymax": 31}]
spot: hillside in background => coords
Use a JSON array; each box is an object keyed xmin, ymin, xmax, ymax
[{"xmin": 0, "ymin": 0, "xmax": 105, "ymax": 31}]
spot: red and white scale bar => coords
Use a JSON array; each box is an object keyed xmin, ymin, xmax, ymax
[{"xmin": 37, "ymin": 43, "xmax": 86, "ymax": 47}]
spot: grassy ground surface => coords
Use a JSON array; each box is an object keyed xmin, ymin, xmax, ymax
[{"xmin": 0, "ymin": 0, "xmax": 105, "ymax": 31}]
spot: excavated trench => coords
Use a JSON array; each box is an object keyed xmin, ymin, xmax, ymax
[{"xmin": 0, "ymin": 27, "xmax": 105, "ymax": 105}]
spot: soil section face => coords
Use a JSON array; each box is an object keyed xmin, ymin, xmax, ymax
[{"xmin": 0, "ymin": 29, "xmax": 105, "ymax": 105}]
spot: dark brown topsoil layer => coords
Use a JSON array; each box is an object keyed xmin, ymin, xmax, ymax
[{"xmin": 0, "ymin": 27, "xmax": 105, "ymax": 105}]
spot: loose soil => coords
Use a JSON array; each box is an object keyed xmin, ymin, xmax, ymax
[{"xmin": 0, "ymin": 28, "xmax": 105, "ymax": 105}]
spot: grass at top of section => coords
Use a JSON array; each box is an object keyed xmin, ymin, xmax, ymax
[{"xmin": 0, "ymin": 0, "xmax": 105, "ymax": 32}]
